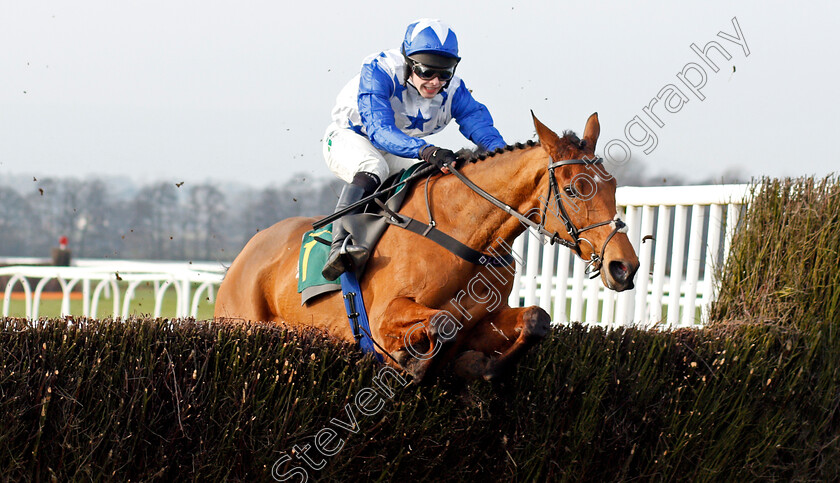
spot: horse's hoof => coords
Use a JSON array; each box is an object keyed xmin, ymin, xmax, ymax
[
  {"xmin": 482, "ymin": 369, "xmax": 501, "ymax": 383},
  {"xmin": 403, "ymin": 358, "xmax": 431, "ymax": 384},
  {"xmin": 389, "ymin": 349, "xmax": 411, "ymax": 368},
  {"xmin": 482, "ymin": 363, "xmax": 511, "ymax": 383},
  {"xmin": 521, "ymin": 307, "xmax": 551, "ymax": 341},
  {"xmin": 453, "ymin": 350, "xmax": 490, "ymax": 380}
]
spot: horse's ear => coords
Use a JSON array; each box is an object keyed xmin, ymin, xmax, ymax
[
  {"xmin": 583, "ymin": 112, "xmax": 600, "ymax": 150},
  {"xmin": 531, "ymin": 111, "xmax": 561, "ymax": 152}
]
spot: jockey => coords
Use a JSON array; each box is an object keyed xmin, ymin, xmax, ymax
[{"xmin": 321, "ymin": 18, "xmax": 507, "ymax": 280}]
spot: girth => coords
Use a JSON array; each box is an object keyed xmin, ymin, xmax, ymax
[{"xmin": 383, "ymin": 212, "xmax": 515, "ymax": 267}]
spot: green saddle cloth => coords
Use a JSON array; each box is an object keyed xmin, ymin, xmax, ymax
[{"xmin": 297, "ymin": 225, "xmax": 338, "ymax": 293}]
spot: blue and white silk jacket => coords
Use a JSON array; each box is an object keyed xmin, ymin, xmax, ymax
[{"xmin": 329, "ymin": 49, "xmax": 506, "ymax": 159}]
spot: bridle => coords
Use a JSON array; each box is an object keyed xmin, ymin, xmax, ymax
[
  {"xmin": 446, "ymin": 155, "xmax": 628, "ymax": 278},
  {"xmin": 543, "ymin": 157, "xmax": 628, "ymax": 276}
]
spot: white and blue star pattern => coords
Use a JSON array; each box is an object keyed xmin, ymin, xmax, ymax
[{"xmin": 328, "ymin": 49, "xmax": 506, "ymax": 159}]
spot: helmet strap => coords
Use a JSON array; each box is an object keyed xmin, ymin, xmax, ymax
[{"xmin": 401, "ymin": 49, "xmax": 412, "ymax": 86}]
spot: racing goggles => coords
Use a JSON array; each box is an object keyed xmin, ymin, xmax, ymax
[{"xmin": 410, "ymin": 60, "xmax": 456, "ymax": 81}]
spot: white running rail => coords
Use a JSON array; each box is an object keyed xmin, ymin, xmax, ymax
[
  {"xmin": 1, "ymin": 259, "xmax": 225, "ymax": 319},
  {"xmin": 3, "ymin": 184, "xmax": 750, "ymax": 325},
  {"xmin": 509, "ymin": 184, "xmax": 751, "ymax": 328}
]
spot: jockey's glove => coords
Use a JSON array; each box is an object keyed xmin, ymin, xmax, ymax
[{"xmin": 420, "ymin": 145, "xmax": 458, "ymax": 172}]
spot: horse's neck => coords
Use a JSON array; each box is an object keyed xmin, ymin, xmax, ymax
[{"xmin": 409, "ymin": 147, "xmax": 547, "ymax": 253}]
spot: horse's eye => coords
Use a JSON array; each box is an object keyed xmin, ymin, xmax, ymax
[{"xmin": 564, "ymin": 185, "xmax": 577, "ymax": 198}]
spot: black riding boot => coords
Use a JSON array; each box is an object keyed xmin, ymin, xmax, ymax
[{"xmin": 322, "ymin": 183, "xmax": 369, "ymax": 281}]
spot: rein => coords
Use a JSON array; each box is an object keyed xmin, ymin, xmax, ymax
[{"xmin": 445, "ymin": 156, "xmax": 628, "ymax": 278}]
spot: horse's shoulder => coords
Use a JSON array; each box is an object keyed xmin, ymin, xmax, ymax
[
  {"xmin": 259, "ymin": 216, "xmax": 319, "ymax": 237},
  {"xmin": 235, "ymin": 217, "xmax": 318, "ymax": 261}
]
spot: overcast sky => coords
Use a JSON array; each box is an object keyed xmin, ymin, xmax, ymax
[{"xmin": 1, "ymin": 1, "xmax": 838, "ymax": 188}]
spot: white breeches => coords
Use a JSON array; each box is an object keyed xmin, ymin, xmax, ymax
[{"xmin": 322, "ymin": 124, "xmax": 419, "ymax": 184}]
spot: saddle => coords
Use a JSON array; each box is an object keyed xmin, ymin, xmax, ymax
[{"xmin": 297, "ymin": 163, "xmax": 425, "ymax": 305}]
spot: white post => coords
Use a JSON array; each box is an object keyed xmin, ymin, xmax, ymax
[
  {"xmin": 553, "ymin": 246, "xmax": 571, "ymax": 323},
  {"xmin": 649, "ymin": 205, "xmax": 672, "ymax": 324},
  {"xmin": 32, "ymin": 277, "xmax": 54, "ymax": 320},
  {"xmin": 154, "ymin": 280, "xmax": 173, "ymax": 318},
  {"xmin": 524, "ymin": 237, "xmax": 541, "ymax": 307},
  {"xmin": 585, "ymin": 275, "xmax": 601, "ymax": 324},
  {"xmin": 602, "ymin": 286, "xmax": 616, "ymax": 325},
  {"xmin": 570, "ymin": 258, "xmax": 586, "ymax": 322},
  {"xmin": 682, "ymin": 205, "xmax": 707, "ymax": 326},
  {"xmin": 633, "ymin": 206, "xmax": 656, "ymax": 323},
  {"xmin": 667, "ymin": 205, "xmax": 688, "ymax": 325},
  {"xmin": 180, "ymin": 279, "xmax": 191, "ymax": 318},
  {"xmin": 59, "ymin": 278, "xmax": 76, "ymax": 317},
  {"xmin": 539, "ymin": 243, "xmax": 555, "ymax": 313},
  {"xmin": 191, "ymin": 282, "xmax": 216, "ymax": 318},
  {"xmin": 122, "ymin": 280, "xmax": 142, "ymax": 319},
  {"xmin": 110, "ymin": 279, "xmax": 120, "ymax": 318},
  {"xmin": 701, "ymin": 204, "xmax": 725, "ymax": 321},
  {"xmin": 616, "ymin": 206, "xmax": 640, "ymax": 325},
  {"xmin": 82, "ymin": 278, "xmax": 91, "ymax": 317},
  {"xmin": 3, "ymin": 275, "xmax": 33, "ymax": 318},
  {"xmin": 509, "ymin": 235, "xmax": 525, "ymax": 307}
]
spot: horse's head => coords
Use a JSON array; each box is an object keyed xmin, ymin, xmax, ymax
[{"xmin": 532, "ymin": 112, "xmax": 639, "ymax": 291}]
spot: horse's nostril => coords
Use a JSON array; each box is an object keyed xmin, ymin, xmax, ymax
[{"xmin": 609, "ymin": 261, "xmax": 629, "ymax": 283}]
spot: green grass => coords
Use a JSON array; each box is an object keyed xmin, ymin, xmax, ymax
[{"xmin": 3, "ymin": 283, "xmax": 216, "ymax": 320}]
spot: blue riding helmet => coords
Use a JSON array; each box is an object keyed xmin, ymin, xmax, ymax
[{"xmin": 402, "ymin": 18, "xmax": 460, "ymax": 68}]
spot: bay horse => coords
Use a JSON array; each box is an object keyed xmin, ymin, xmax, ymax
[{"xmin": 215, "ymin": 113, "xmax": 639, "ymax": 382}]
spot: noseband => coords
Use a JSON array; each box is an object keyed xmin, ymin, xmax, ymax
[{"xmin": 447, "ymin": 156, "xmax": 628, "ymax": 278}]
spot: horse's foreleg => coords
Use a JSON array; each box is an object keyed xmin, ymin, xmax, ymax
[
  {"xmin": 378, "ymin": 297, "xmax": 462, "ymax": 383},
  {"xmin": 455, "ymin": 305, "xmax": 551, "ymax": 381}
]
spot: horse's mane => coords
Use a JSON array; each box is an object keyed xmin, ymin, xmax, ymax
[{"xmin": 456, "ymin": 130, "xmax": 586, "ymax": 164}]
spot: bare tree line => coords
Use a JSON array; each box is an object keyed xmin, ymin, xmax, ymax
[
  {"xmin": 0, "ymin": 174, "xmax": 343, "ymax": 262},
  {"xmin": 0, "ymin": 160, "xmax": 744, "ymax": 262}
]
